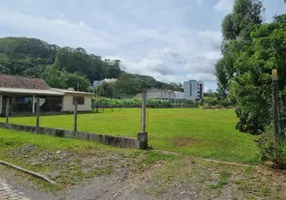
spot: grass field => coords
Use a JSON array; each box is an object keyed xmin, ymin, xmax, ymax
[{"xmin": 0, "ymin": 108, "xmax": 259, "ymax": 163}]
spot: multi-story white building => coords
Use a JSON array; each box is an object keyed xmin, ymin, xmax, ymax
[
  {"xmin": 183, "ymin": 80, "xmax": 204, "ymax": 101},
  {"xmin": 174, "ymin": 91, "xmax": 184, "ymax": 100},
  {"xmin": 146, "ymin": 89, "xmax": 184, "ymax": 100}
]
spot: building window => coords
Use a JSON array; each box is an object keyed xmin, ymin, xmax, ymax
[
  {"xmin": 190, "ymin": 83, "xmax": 192, "ymax": 96},
  {"xmin": 73, "ymin": 97, "xmax": 85, "ymax": 105}
]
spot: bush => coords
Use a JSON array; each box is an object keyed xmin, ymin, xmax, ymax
[
  {"xmin": 201, "ymin": 105, "xmax": 225, "ymax": 110},
  {"xmin": 257, "ymin": 126, "xmax": 286, "ymax": 169},
  {"xmin": 235, "ymin": 107, "xmax": 268, "ymax": 135}
]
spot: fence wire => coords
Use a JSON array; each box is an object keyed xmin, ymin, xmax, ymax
[{"xmin": 1, "ymin": 88, "xmax": 285, "ymax": 152}]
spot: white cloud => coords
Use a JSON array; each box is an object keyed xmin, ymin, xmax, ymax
[
  {"xmin": 214, "ymin": 0, "xmax": 233, "ymax": 13},
  {"xmin": 148, "ymin": 47, "xmax": 188, "ymax": 64},
  {"xmin": 105, "ymin": 55, "xmax": 175, "ymax": 76},
  {"xmin": 199, "ymin": 50, "xmax": 222, "ymax": 60},
  {"xmin": 197, "ymin": 30, "xmax": 222, "ymax": 50},
  {"xmin": 0, "ymin": 8, "xmax": 125, "ymax": 49},
  {"xmin": 185, "ymin": 59, "xmax": 215, "ymax": 74},
  {"xmin": 187, "ymin": 73, "xmax": 216, "ymax": 81},
  {"xmin": 106, "ymin": 44, "xmax": 219, "ymax": 84},
  {"xmin": 0, "ymin": 3, "xmax": 222, "ymax": 91}
]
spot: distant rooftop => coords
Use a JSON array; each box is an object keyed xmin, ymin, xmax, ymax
[
  {"xmin": 0, "ymin": 74, "xmax": 94, "ymax": 96},
  {"xmin": 0, "ymin": 74, "xmax": 49, "ymax": 90}
]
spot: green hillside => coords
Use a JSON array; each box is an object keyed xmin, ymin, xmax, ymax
[{"xmin": 0, "ymin": 37, "xmax": 182, "ymax": 94}]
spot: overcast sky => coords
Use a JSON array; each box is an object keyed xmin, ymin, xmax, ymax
[{"xmin": 0, "ymin": 0, "xmax": 285, "ymax": 91}]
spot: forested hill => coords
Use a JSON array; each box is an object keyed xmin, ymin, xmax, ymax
[
  {"xmin": 0, "ymin": 37, "xmax": 122, "ymax": 90},
  {"xmin": 0, "ymin": 37, "xmax": 182, "ymax": 94}
]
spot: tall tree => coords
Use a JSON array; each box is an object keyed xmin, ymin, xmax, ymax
[
  {"xmin": 41, "ymin": 65, "xmax": 68, "ymax": 89},
  {"xmin": 215, "ymin": 0, "xmax": 264, "ymax": 98},
  {"xmin": 66, "ymin": 73, "xmax": 90, "ymax": 92},
  {"xmin": 231, "ymin": 22, "xmax": 286, "ymax": 134}
]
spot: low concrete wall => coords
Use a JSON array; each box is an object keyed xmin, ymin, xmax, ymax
[{"xmin": 0, "ymin": 122, "xmax": 140, "ymax": 149}]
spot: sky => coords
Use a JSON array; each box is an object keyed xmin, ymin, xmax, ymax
[{"xmin": 0, "ymin": 0, "xmax": 285, "ymax": 91}]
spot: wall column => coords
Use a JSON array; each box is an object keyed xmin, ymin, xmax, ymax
[
  {"xmin": 32, "ymin": 95, "xmax": 35, "ymax": 113},
  {"xmin": 61, "ymin": 96, "xmax": 64, "ymax": 112}
]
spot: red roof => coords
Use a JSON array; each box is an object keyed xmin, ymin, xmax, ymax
[{"xmin": 0, "ymin": 74, "xmax": 50, "ymax": 90}]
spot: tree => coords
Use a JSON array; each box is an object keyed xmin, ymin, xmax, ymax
[
  {"xmin": 113, "ymin": 72, "xmax": 155, "ymax": 97},
  {"xmin": 214, "ymin": 0, "xmax": 270, "ymax": 134},
  {"xmin": 66, "ymin": 73, "xmax": 90, "ymax": 91},
  {"xmin": 41, "ymin": 65, "xmax": 68, "ymax": 89},
  {"xmin": 98, "ymin": 82, "xmax": 115, "ymax": 98},
  {"xmin": 274, "ymin": 14, "xmax": 286, "ymax": 23},
  {"xmin": 0, "ymin": 37, "xmax": 122, "ymax": 83},
  {"xmin": 229, "ymin": 21, "xmax": 286, "ymax": 134},
  {"xmin": 0, "ymin": 64, "xmax": 10, "ymax": 74},
  {"xmin": 216, "ymin": 0, "xmax": 264, "ymax": 99}
]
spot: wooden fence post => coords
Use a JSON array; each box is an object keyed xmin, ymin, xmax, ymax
[
  {"xmin": 74, "ymin": 97, "xmax": 78, "ymax": 132},
  {"xmin": 141, "ymin": 91, "xmax": 147, "ymax": 133},
  {"xmin": 0, "ymin": 94, "xmax": 2, "ymax": 116},
  {"xmin": 5, "ymin": 98, "xmax": 9, "ymax": 124},
  {"xmin": 36, "ymin": 97, "xmax": 40, "ymax": 127},
  {"xmin": 272, "ymin": 69, "xmax": 280, "ymax": 145},
  {"xmin": 279, "ymin": 95, "xmax": 285, "ymax": 141},
  {"xmin": 138, "ymin": 91, "xmax": 148, "ymax": 150}
]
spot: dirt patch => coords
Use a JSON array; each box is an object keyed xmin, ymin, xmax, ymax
[
  {"xmin": 173, "ymin": 137, "xmax": 201, "ymax": 147},
  {"xmin": 6, "ymin": 144, "xmax": 149, "ymax": 188},
  {"xmin": 8, "ymin": 144, "xmax": 83, "ymax": 186},
  {"xmin": 1, "ymin": 143, "xmax": 160, "ymax": 199},
  {"xmin": 2, "ymin": 144, "xmax": 286, "ymax": 200},
  {"xmin": 136, "ymin": 157, "xmax": 286, "ymax": 200}
]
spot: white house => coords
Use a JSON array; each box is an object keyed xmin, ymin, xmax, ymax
[
  {"xmin": 0, "ymin": 74, "xmax": 93, "ymax": 116},
  {"xmin": 50, "ymin": 88, "xmax": 94, "ymax": 112},
  {"xmin": 183, "ymin": 80, "xmax": 204, "ymax": 101}
]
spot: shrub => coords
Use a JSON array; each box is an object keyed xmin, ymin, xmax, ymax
[{"xmin": 257, "ymin": 126, "xmax": 286, "ymax": 169}]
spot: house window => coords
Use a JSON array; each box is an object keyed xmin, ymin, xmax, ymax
[{"xmin": 73, "ymin": 97, "xmax": 85, "ymax": 105}]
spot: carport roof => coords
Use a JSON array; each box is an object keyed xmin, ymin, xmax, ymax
[
  {"xmin": 50, "ymin": 88, "xmax": 94, "ymax": 96},
  {"xmin": 0, "ymin": 87, "xmax": 64, "ymax": 96}
]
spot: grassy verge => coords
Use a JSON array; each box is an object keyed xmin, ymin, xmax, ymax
[
  {"xmin": 0, "ymin": 108, "xmax": 259, "ymax": 163},
  {"xmin": 0, "ymin": 129, "xmax": 179, "ymax": 189},
  {"xmin": 0, "ymin": 129, "xmax": 285, "ymax": 199}
]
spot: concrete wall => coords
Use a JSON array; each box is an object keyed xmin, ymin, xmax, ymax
[
  {"xmin": 0, "ymin": 122, "xmax": 140, "ymax": 149},
  {"xmin": 62, "ymin": 95, "xmax": 92, "ymax": 112}
]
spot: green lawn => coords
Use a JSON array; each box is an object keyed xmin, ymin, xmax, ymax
[{"xmin": 0, "ymin": 108, "xmax": 259, "ymax": 163}]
